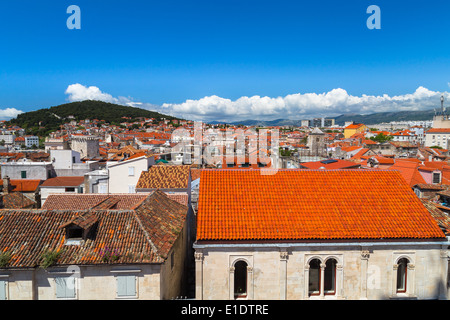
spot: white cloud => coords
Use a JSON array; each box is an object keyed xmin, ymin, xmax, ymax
[
  {"xmin": 65, "ymin": 84, "xmax": 449, "ymax": 123},
  {"xmin": 162, "ymin": 86, "xmax": 449, "ymax": 122},
  {"xmin": 65, "ymin": 83, "xmax": 120, "ymax": 104},
  {"xmin": 0, "ymin": 108, "xmax": 24, "ymax": 120},
  {"xmin": 65, "ymin": 83, "xmax": 160, "ymax": 112}
]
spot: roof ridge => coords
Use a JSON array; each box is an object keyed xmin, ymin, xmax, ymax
[{"xmin": 131, "ymin": 209, "xmax": 161, "ymax": 258}]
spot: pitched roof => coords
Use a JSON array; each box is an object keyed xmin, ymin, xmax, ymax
[
  {"xmin": 42, "ymin": 194, "xmax": 149, "ymax": 210},
  {"xmin": 345, "ymin": 123, "xmax": 365, "ymax": 129},
  {"xmin": 300, "ymin": 159, "xmax": 361, "ymax": 170},
  {"xmin": 9, "ymin": 180, "xmax": 42, "ymax": 192},
  {"xmin": 388, "ymin": 160, "xmax": 426, "ymax": 187},
  {"xmin": 421, "ymin": 200, "xmax": 450, "ymax": 235},
  {"xmin": 136, "ymin": 165, "xmax": 191, "ymax": 189},
  {"xmin": 196, "ymin": 169, "xmax": 445, "ymax": 241},
  {"xmin": 0, "ymin": 192, "xmax": 36, "ymax": 209},
  {"xmin": 426, "ymin": 128, "xmax": 450, "ymax": 133},
  {"xmin": 0, "ymin": 191, "xmax": 187, "ymax": 268},
  {"xmin": 40, "ymin": 176, "xmax": 84, "ymax": 187}
]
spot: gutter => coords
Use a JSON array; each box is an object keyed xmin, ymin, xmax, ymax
[{"xmin": 193, "ymin": 240, "xmax": 450, "ymax": 250}]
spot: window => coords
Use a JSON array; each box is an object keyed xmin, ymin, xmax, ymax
[
  {"xmin": 234, "ymin": 261, "xmax": 248, "ymax": 298},
  {"xmin": 396, "ymin": 258, "xmax": 409, "ymax": 293},
  {"xmin": 308, "ymin": 259, "xmax": 321, "ymax": 296},
  {"xmin": 308, "ymin": 258, "xmax": 339, "ymax": 297},
  {"xmin": 55, "ymin": 277, "xmax": 76, "ymax": 299},
  {"xmin": 128, "ymin": 166, "xmax": 135, "ymax": 176},
  {"xmin": 21, "ymin": 171, "xmax": 27, "ymax": 179},
  {"xmin": 65, "ymin": 187, "xmax": 76, "ymax": 192},
  {"xmin": 116, "ymin": 275, "xmax": 137, "ymax": 298},
  {"xmin": 67, "ymin": 227, "xmax": 83, "ymax": 240},
  {"xmin": 128, "ymin": 185, "xmax": 136, "ymax": 194},
  {"xmin": 433, "ymin": 172, "xmax": 441, "ymax": 184},
  {"xmin": 324, "ymin": 259, "xmax": 337, "ymax": 295},
  {"xmin": 99, "ymin": 184, "xmax": 107, "ymax": 194},
  {"xmin": 0, "ymin": 280, "xmax": 7, "ymax": 300}
]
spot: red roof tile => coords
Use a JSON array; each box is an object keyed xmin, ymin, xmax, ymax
[
  {"xmin": 136, "ymin": 165, "xmax": 191, "ymax": 189},
  {"xmin": 196, "ymin": 169, "xmax": 445, "ymax": 241},
  {"xmin": 0, "ymin": 191, "xmax": 187, "ymax": 267},
  {"xmin": 40, "ymin": 176, "xmax": 84, "ymax": 187},
  {"xmin": 42, "ymin": 194, "xmax": 149, "ymax": 210}
]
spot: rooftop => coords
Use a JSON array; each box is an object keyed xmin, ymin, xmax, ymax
[
  {"xmin": 136, "ymin": 165, "xmax": 191, "ymax": 190},
  {"xmin": 0, "ymin": 190, "xmax": 187, "ymax": 268},
  {"xmin": 40, "ymin": 176, "xmax": 85, "ymax": 188},
  {"xmin": 196, "ymin": 169, "xmax": 445, "ymax": 241}
]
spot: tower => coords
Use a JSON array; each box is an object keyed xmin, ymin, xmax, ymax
[
  {"xmin": 70, "ymin": 136, "xmax": 100, "ymax": 159},
  {"xmin": 307, "ymin": 127, "xmax": 326, "ymax": 157},
  {"xmin": 432, "ymin": 94, "xmax": 450, "ymax": 128}
]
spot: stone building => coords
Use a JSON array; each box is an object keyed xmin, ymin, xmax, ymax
[
  {"xmin": 306, "ymin": 128, "xmax": 327, "ymax": 157},
  {"xmin": 0, "ymin": 191, "xmax": 188, "ymax": 300},
  {"xmin": 70, "ymin": 135, "xmax": 100, "ymax": 160},
  {"xmin": 194, "ymin": 169, "xmax": 450, "ymax": 300}
]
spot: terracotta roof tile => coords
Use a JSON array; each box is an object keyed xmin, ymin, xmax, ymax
[
  {"xmin": 136, "ymin": 165, "xmax": 191, "ymax": 189},
  {"xmin": 42, "ymin": 194, "xmax": 149, "ymax": 210},
  {"xmin": 0, "ymin": 191, "xmax": 187, "ymax": 268},
  {"xmin": 196, "ymin": 169, "xmax": 445, "ymax": 241},
  {"xmin": 40, "ymin": 176, "xmax": 84, "ymax": 187}
]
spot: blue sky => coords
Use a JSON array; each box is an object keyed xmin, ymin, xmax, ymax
[{"xmin": 0, "ymin": 0, "xmax": 449, "ymax": 121}]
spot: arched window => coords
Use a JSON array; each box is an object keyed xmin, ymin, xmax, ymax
[
  {"xmin": 396, "ymin": 258, "xmax": 409, "ymax": 293},
  {"xmin": 324, "ymin": 258, "xmax": 337, "ymax": 295},
  {"xmin": 308, "ymin": 259, "xmax": 321, "ymax": 296},
  {"xmin": 234, "ymin": 261, "xmax": 248, "ymax": 298}
]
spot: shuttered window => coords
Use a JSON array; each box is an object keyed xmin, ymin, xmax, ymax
[
  {"xmin": 116, "ymin": 275, "xmax": 137, "ymax": 298},
  {"xmin": 0, "ymin": 280, "xmax": 6, "ymax": 300},
  {"xmin": 55, "ymin": 277, "xmax": 76, "ymax": 299}
]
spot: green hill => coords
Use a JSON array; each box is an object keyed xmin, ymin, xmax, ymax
[{"xmin": 7, "ymin": 100, "xmax": 180, "ymax": 136}]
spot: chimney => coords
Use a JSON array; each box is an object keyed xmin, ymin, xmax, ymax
[{"xmin": 3, "ymin": 176, "xmax": 10, "ymax": 194}]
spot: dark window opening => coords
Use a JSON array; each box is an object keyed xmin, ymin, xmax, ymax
[
  {"xmin": 433, "ymin": 173, "xmax": 441, "ymax": 184},
  {"xmin": 234, "ymin": 261, "xmax": 248, "ymax": 298},
  {"xmin": 324, "ymin": 259, "xmax": 337, "ymax": 295},
  {"xmin": 65, "ymin": 187, "xmax": 76, "ymax": 192},
  {"xmin": 308, "ymin": 259, "xmax": 321, "ymax": 296},
  {"xmin": 396, "ymin": 258, "xmax": 408, "ymax": 293},
  {"xmin": 67, "ymin": 227, "xmax": 83, "ymax": 239}
]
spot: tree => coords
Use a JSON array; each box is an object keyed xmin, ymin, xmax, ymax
[{"xmin": 370, "ymin": 133, "xmax": 393, "ymax": 143}]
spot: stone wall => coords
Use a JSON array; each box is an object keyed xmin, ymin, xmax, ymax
[
  {"xmin": 1, "ymin": 264, "xmax": 163, "ymax": 300},
  {"xmin": 194, "ymin": 243, "xmax": 449, "ymax": 300}
]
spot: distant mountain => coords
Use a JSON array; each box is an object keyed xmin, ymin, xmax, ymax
[
  {"xmin": 333, "ymin": 109, "xmax": 436, "ymax": 126},
  {"xmin": 7, "ymin": 100, "xmax": 180, "ymax": 136},
  {"xmin": 211, "ymin": 108, "xmax": 437, "ymax": 127},
  {"xmin": 211, "ymin": 119, "xmax": 304, "ymax": 127}
]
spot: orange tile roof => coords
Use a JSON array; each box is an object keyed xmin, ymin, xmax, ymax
[
  {"xmin": 196, "ymin": 169, "xmax": 445, "ymax": 241},
  {"xmin": 42, "ymin": 194, "xmax": 149, "ymax": 210},
  {"xmin": 388, "ymin": 160, "xmax": 426, "ymax": 187},
  {"xmin": 40, "ymin": 176, "xmax": 85, "ymax": 187},
  {"xmin": 426, "ymin": 128, "xmax": 450, "ymax": 133},
  {"xmin": 345, "ymin": 123, "xmax": 365, "ymax": 129},
  {"xmin": 10, "ymin": 180, "xmax": 42, "ymax": 192},
  {"xmin": 300, "ymin": 159, "xmax": 360, "ymax": 169},
  {"xmin": 136, "ymin": 165, "xmax": 191, "ymax": 189}
]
